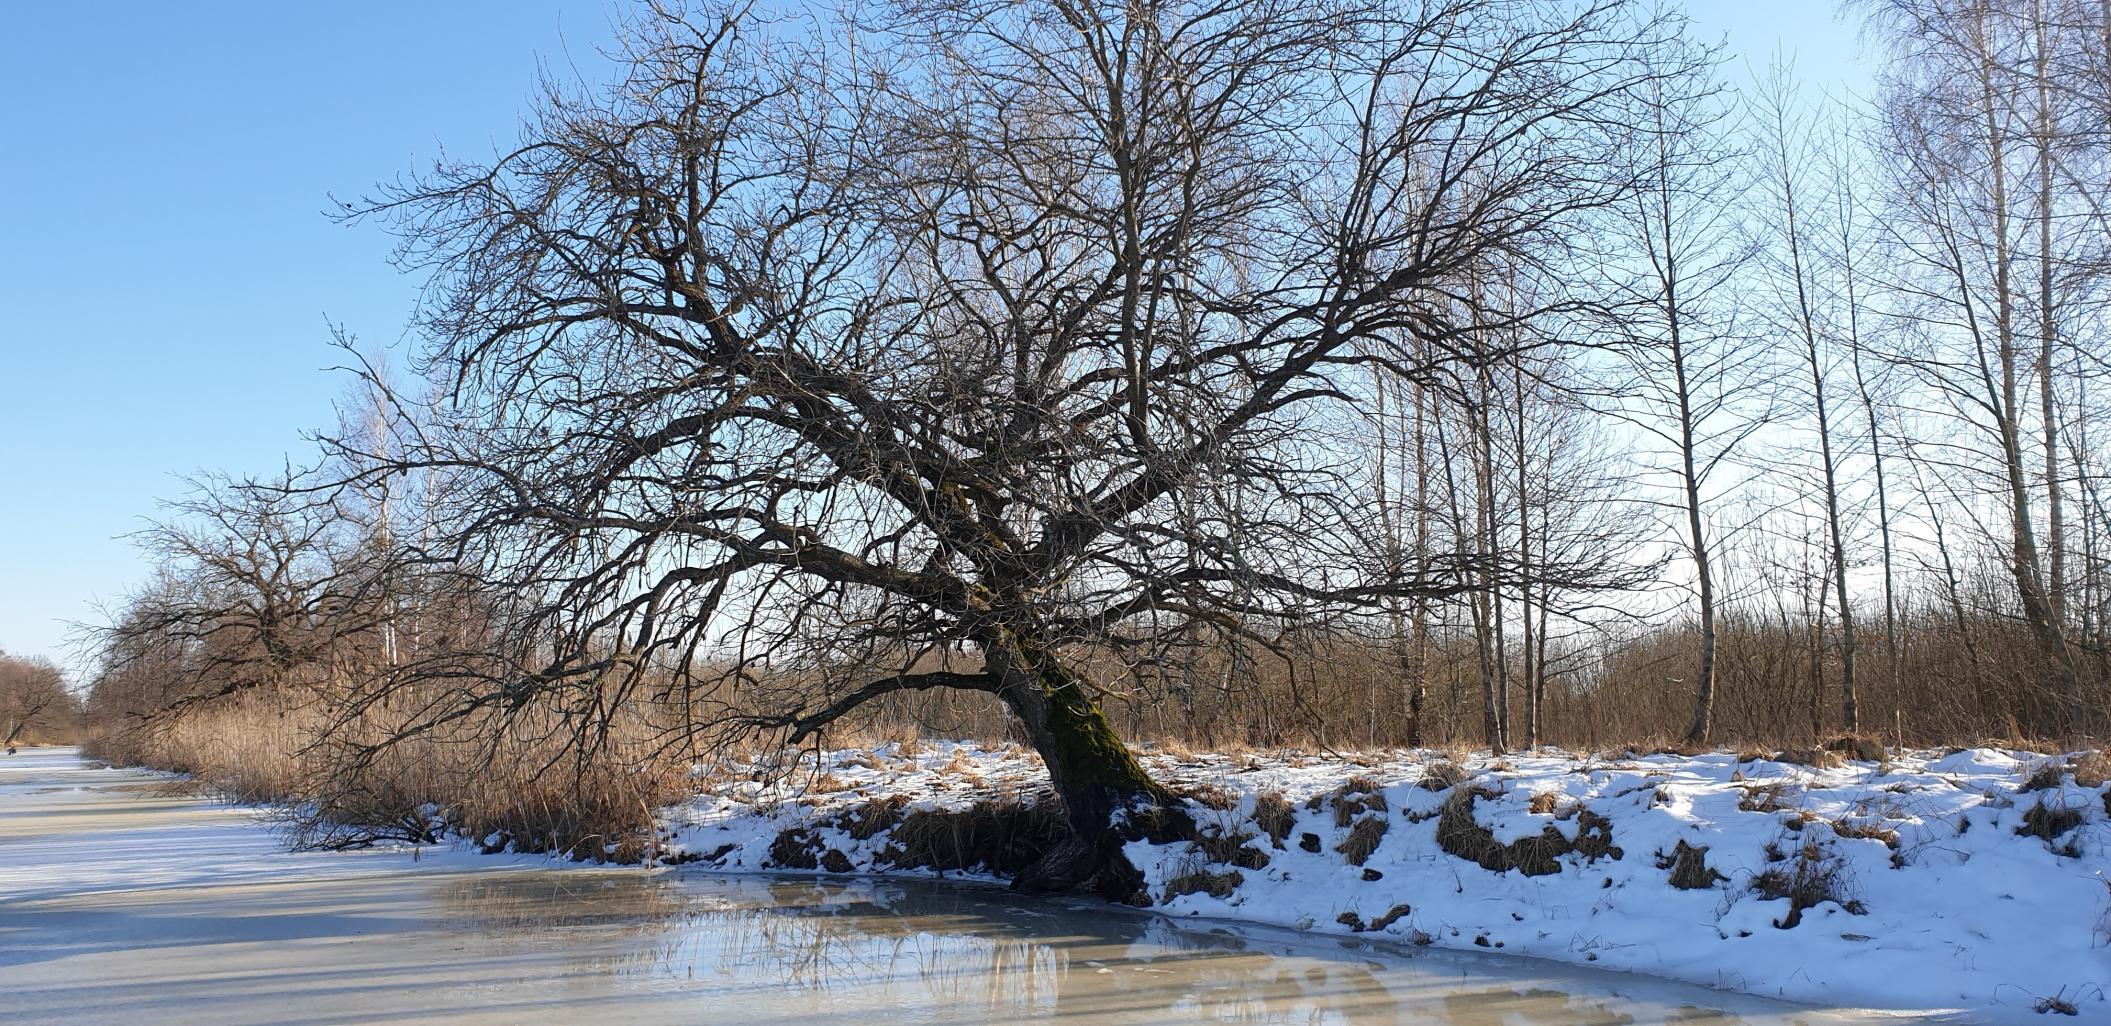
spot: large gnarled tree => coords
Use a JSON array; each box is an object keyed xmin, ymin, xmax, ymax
[{"xmin": 338, "ymin": 0, "xmax": 1701, "ymax": 889}]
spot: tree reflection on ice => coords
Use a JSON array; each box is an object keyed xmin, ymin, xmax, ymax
[{"xmin": 433, "ymin": 872, "xmax": 1854, "ymax": 1026}]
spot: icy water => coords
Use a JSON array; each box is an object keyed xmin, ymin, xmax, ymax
[{"xmin": 0, "ymin": 749, "xmax": 1908, "ymax": 1025}]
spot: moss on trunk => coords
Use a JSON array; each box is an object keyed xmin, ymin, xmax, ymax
[{"xmin": 986, "ymin": 634, "xmax": 1182, "ymax": 896}]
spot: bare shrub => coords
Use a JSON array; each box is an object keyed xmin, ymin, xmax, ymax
[{"xmin": 1749, "ymin": 840, "xmax": 1863, "ymax": 928}]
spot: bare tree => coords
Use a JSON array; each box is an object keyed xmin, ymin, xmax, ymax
[
  {"xmin": 1751, "ymin": 64, "xmax": 1860, "ymax": 733},
  {"xmin": 0, "ymin": 652, "xmax": 74, "ymax": 748},
  {"xmin": 324, "ymin": 0, "xmax": 1704, "ymax": 889},
  {"xmin": 87, "ymin": 474, "xmax": 387, "ymax": 715},
  {"xmin": 1866, "ymin": 0, "xmax": 2087, "ymax": 731},
  {"xmin": 1612, "ymin": 43, "xmax": 1757, "ymax": 746}
]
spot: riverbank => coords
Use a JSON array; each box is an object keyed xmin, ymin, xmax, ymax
[
  {"xmin": 665, "ymin": 740, "xmax": 2111, "ymax": 1020},
  {"xmin": 2, "ymin": 747, "xmax": 1890, "ymax": 1025}
]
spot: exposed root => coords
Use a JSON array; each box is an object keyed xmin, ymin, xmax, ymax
[
  {"xmin": 877, "ymin": 796, "xmax": 1069, "ymax": 875},
  {"xmin": 1368, "ymin": 902, "xmax": 1413, "ymax": 931}
]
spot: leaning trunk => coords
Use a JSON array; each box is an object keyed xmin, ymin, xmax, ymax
[{"xmin": 986, "ymin": 637, "xmax": 1181, "ymax": 897}]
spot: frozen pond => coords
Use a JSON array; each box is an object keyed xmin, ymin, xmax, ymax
[{"xmin": 0, "ymin": 748, "xmax": 1916, "ymax": 1024}]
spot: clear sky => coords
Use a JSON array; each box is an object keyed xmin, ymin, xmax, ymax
[{"xmin": 0, "ymin": 0, "xmax": 1870, "ymax": 677}]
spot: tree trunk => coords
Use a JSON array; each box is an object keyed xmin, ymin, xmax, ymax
[
  {"xmin": 1514, "ymin": 355, "xmax": 1538, "ymax": 748},
  {"xmin": 1408, "ymin": 371, "xmax": 1432, "ymax": 747},
  {"xmin": 1677, "ymin": 366, "xmax": 1719, "ymax": 747},
  {"xmin": 2033, "ymin": 4, "xmax": 2066, "ymax": 630},
  {"xmin": 1972, "ymin": 5, "xmax": 2085, "ymax": 733},
  {"xmin": 1471, "ymin": 385, "xmax": 1508, "ymax": 755},
  {"xmin": 986, "ymin": 636, "xmax": 1183, "ymax": 898}
]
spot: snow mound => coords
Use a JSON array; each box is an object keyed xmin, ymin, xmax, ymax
[{"xmin": 662, "ymin": 741, "xmax": 2111, "ymax": 1021}]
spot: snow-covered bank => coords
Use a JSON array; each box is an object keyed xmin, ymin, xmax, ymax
[
  {"xmin": 664, "ymin": 741, "xmax": 2111, "ymax": 1020},
  {"xmin": 5, "ymin": 746, "xmax": 1903, "ymax": 1026}
]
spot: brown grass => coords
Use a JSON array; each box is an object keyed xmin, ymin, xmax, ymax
[
  {"xmin": 1769, "ymin": 747, "xmax": 1846, "ymax": 770},
  {"xmin": 1435, "ymin": 788, "xmax": 1621, "ymax": 876},
  {"xmin": 1831, "ymin": 817, "xmax": 1901, "ymax": 848},
  {"xmin": 1738, "ymin": 782, "xmax": 1799, "ymax": 813},
  {"xmin": 1164, "ymin": 866, "xmax": 1243, "ymax": 899},
  {"xmin": 1749, "ymin": 840, "xmax": 1864, "ymax": 928},
  {"xmin": 2021, "ymin": 751, "xmax": 2111, "ymax": 792},
  {"xmin": 877, "ymin": 797, "xmax": 1068, "ymax": 874},
  {"xmin": 1251, "ymin": 790, "xmax": 1295, "ymax": 847},
  {"xmin": 1824, "ymin": 735, "xmax": 1887, "ymax": 763},
  {"xmin": 2017, "ymin": 800, "xmax": 2084, "ymax": 844},
  {"xmin": 1328, "ymin": 778, "xmax": 1388, "ymax": 827},
  {"xmin": 86, "ymin": 691, "xmax": 689, "ymax": 863},
  {"xmin": 1178, "ymin": 782, "xmax": 1239, "ymax": 811},
  {"xmin": 840, "ymin": 795, "xmax": 909, "ymax": 840},
  {"xmin": 1335, "ymin": 814, "xmax": 1389, "ymax": 866},
  {"xmin": 1415, "ymin": 759, "xmax": 1470, "ymax": 792},
  {"xmin": 1657, "ymin": 840, "xmax": 1725, "ymax": 889}
]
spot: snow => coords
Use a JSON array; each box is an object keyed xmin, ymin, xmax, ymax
[
  {"xmin": 13, "ymin": 740, "xmax": 2107, "ymax": 1020},
  {"xmin": 664, "ymin": 740, "xmax": 2111, "ymax": 1021},
  {"xmin": 6, "ymin": 745, "xmax": 1906, "ymax": 1025}
]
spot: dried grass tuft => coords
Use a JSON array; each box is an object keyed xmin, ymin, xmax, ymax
[
  {"xmin": 2017, "ymin": 800, "xmax": 2084, "ymax": 844},
  {"xmin": 1823, "ymin": 735, "xmax": 1887, "ymax": 763},
  {"xmin": 1179, "ymin": 782, "xmax": 1239, "ymax": 811},
  {"xmin": 1335, "ymin": 814, "xmax": 1390, "ymax": 866},
  {"xmin": 1656, "ymin": 840, "xmax": 1724, "ymax": 889},
  {"xmin": 1750, "ymin": 839, "xmax": 1863, "ymax": 928},
  {"xmin": 1415, "ymin": 759, "xmax": 1470, "ymax": 792},
  {"xmin": 1435, "ymin": 788, "xmax": 1620, "ymax": 876},
  {"xmin": 1164, "ymin": 866, "xmax": 1243, "ymax": 899},
  {"xmin": 1770, "ymin": 747, "xmax": 1846, "ymax": 770},
  {"xmin": 1251, "ymin": 790, "xmax": 1295, "ymax": 848}
]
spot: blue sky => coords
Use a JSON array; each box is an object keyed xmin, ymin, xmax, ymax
[{"xmin": 0, "ymin": 1, "xmax": 1869, "ymax": 676}]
